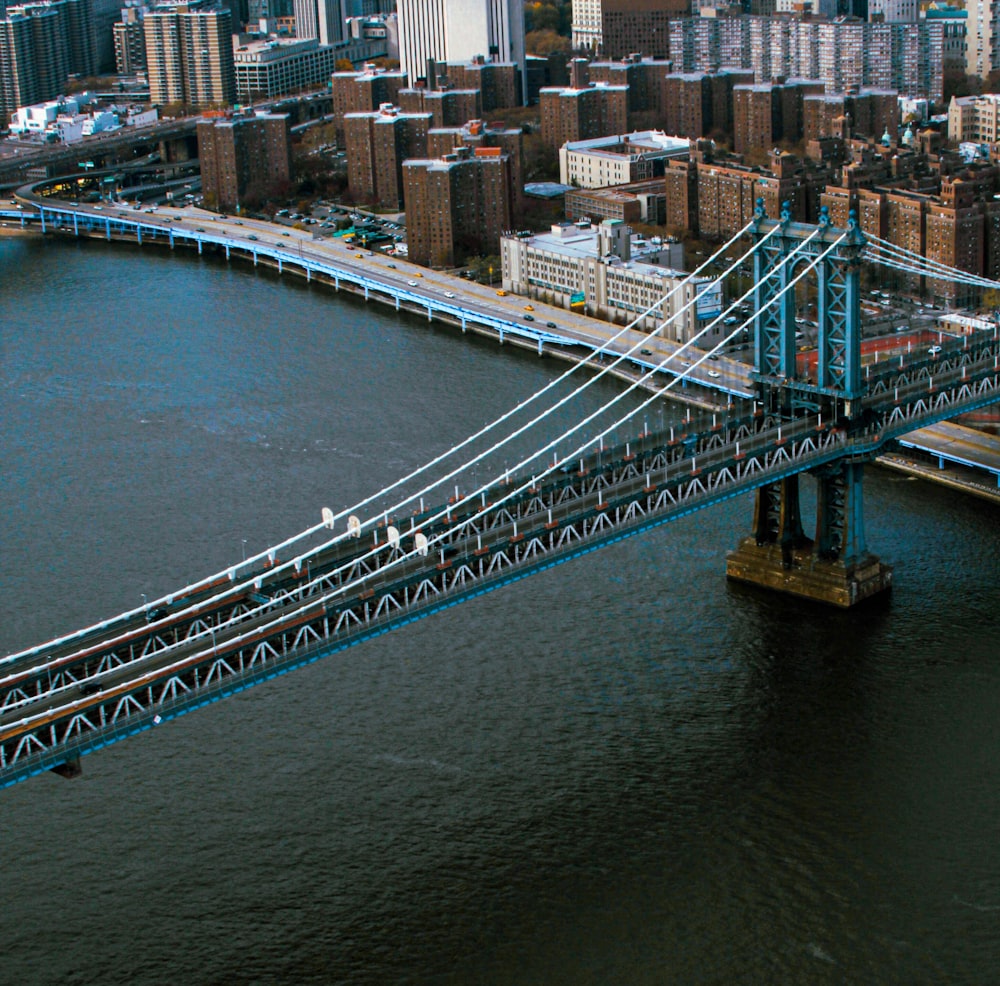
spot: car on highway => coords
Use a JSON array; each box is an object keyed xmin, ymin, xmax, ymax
[
  {"xmin": 640, "ymin": 348, "xmax": 653, "ymax": 356},
  {"xmin": 407, "ymin": 280, "xmax": 418, "ymax": 286},
  {"xmin": 248, "ymin": 234, "xmax": 258, "ymax": 241},
  {"xmin": 546, "ymin": 321, "xmax": 557, "ymax": 328},
  {"xmin": 496, "ymin": 289, "xmax": 507, "ymax": 296},
  {"xmin": 708, "ymin": 370, "xmax": 721, "ymax": 378},
  {"xmin": 282, "ymin": 232, "xmax": 290, "ymax": 237},
  {"xmin": 524, "ymin": 314, "xmax": 535, "ymax": 321},
  {"xmin": 444, "ymin": 291, "xmax": 455, "ymax": 298},
  {"xmin": 524, "ymin": 305, "xmax": 534, "ymax": 311}
]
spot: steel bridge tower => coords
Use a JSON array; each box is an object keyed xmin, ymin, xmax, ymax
[{"xmin": 726, "ymin": 200, "xmax": 893, "ymax": 606}]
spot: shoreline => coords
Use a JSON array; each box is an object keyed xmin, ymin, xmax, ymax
[{"xmin": 5, "ymin": 220, "xmax": 998, "ymax": 504}]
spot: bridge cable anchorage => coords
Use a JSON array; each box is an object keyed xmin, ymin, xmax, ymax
[
  {"xmin": 2, "ymin": 215, "xmax": 762, "ymax": 669},
  {"xmin": 5, "ymin": 223, "xmax": 836, "ymax": 695}
]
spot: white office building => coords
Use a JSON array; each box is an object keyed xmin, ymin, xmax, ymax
[
  {"xmin": 501, "ymin": 219, "xmax": 722, "ymax": 341},
  {"xmin": 396, "ymin": 0, "xmax": 525, "ymax": 99}
]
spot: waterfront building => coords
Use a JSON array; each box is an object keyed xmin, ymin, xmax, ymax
[
  {"xmin": 197, "ymin": 110, "xmax": 292, "ymax": 211},
  {"xmin": 403, "ymin": 144, "xmax": 514, "ymax": 267},
  {"xmin": 501, "ymin": 219, "xmax": 721, "ymax": 340},
  {"xmin": 144, "ymin": 1, "xmax": 235, "ymax": 108}
]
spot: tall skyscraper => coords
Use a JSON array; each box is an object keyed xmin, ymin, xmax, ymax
[
  {"xmin": 293, "ymin": 0, "xmax": 345, "ymax": 46},
  {"xmin": 0, "ymin": 0, "xmax": 96, "ymax": 123},
  {"xmin": 144, "ymin": 1, "xmax": 235, "ymax": 108},
  {"xmin": 396, "ymin": 0, "xmax": 525, "ymax": 102}
]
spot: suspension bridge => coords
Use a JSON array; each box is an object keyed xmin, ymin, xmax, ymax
[{"xmin": 2, "ymin": 200, "xmax": 998, "ymax": 790}]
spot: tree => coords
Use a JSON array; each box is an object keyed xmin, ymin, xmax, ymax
[
  {"xmin": 525, "ymin": 29, "xmax": 572, "ymax": 56},
  {"xmin": 335, "ymin": 58, "xmax": 354, "ymax": 72}
]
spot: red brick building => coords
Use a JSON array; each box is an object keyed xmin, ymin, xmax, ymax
[
  {"xmin": 403, "ymin": 146, "xmax": 514, "ymax": 268},
  {"xmin": 197, "ymin": 112, "xmax": 292, "ymax": 213},
  {"xmin": 344, "ymin": 105, "xmax": 432, "ymax": 210}
]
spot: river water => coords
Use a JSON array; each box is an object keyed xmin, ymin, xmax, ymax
[{"xmin": 2, "ymin": 236, "xmax": 999, "ymax": 985}]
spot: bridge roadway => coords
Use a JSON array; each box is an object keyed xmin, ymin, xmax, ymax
[
  {"xmin": 2, "ymin": 324, "xmax": 998, "ymax": 787},
  {"xmin": 1, "ymin": 199, "xmax": 756, "ymax": 401}
]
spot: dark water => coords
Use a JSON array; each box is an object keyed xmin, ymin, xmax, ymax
[{"xmin": 2, "ymin": 237, "xmax": 999, "ymax": 985}]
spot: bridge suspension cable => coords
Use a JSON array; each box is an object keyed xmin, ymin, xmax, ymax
[
  {"xmin": 865, "ymin": 234, "xmax": 1000, "ymax": 292},
  {"xmin": 158, "ymin": 226, "xmax": 845, "ymax": 653},
  {"xmin": 3, "ymin": 227, "xmax": 851, "ymax": 718},
  {"xmin": 3, "ymin": 220, "xmax": 764, "ymax": 666}
]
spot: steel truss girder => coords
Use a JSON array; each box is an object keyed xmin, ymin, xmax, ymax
[{"xmin": 3, "ymin": 354, "xmax": 999, "ymax": 785}]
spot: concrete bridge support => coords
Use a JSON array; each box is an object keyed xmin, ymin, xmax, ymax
[{"xmin": 726, "ymin": 465, "xmax": 892, "ymax": 607}]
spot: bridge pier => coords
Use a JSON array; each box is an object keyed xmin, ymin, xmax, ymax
[
  {"xmin": 50, "ymin": 755, "xmax": 82, "ymax": 779},
  {"xmin": 726, "ymin": 465, "xmax": 892, "ymax": 607}
]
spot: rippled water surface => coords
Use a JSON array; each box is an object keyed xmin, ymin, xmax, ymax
[{"xmin": 2, "ymin": 237, "xmax": 999, "ymax": 985}]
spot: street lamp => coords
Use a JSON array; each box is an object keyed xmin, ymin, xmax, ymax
[{"xmin": 241, "ymin": 538, "xmax": 247, "ymax": 562}]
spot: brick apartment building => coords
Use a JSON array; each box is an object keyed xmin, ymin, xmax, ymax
[
  {"xmin": 403, "ymin": 145, "xmax": 515, "ymax": 268},
  {"xmin": 197, "ymin": 112, "xmax": 292, "ymax": 212},
  {"xmin": 344, "ymin": 104, "xmax": 432, "ymax": 210},
  {"xmin": 399, "ymin": 87, "xmax": 483, "ymax": 128},
  {"xmin": 540, "ymin": 61, "xmax": 628, "ymax": 150},
  {"xmin": 331, "ymin": 66, "xmax": 407, "ymax": 146}
]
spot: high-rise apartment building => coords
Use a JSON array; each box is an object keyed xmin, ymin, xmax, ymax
[
  {"xmin": 144, "ymin": 1, "xmax": 235, "ymax": 108},
  {"xmin": 668, "ymin": 16, "xmax": 943, "ymax": 100},
  {"xmin": 398, "ymin": 86, "xmax": 481, "ymax": 127},
  {"xmin": 197, "ymin": 111, "xmax": 292, "ymax": 211},
  {"xmin": 598, "ymin": 0, "xmax": 686, "ymax": 60},
  {"xmin": 966, "ymin": 0, "xmax": 1000, "ymax": 79},
  {"xmin": 426, "ymin": 116, "xmax": 523, "ymax": 207},
  {"xmin": 403, "ymin": 144, "xmax": 513, "ymax": 267},
  {"xmin": 540, "ymin": 65, "xmax": 627, "ymax": 150},
  {"xmin": 344, "ymin": 102, "xmax": 431, "ymax": 208},
  {"xmin": 396, "ymin": 0, "xmax": 526, "ymax": 102},
  {"xmin": 588, "ymin": 55, "xmax": 673, "ymax": 129},
  {"xmin": 331, "ymin": 64, "xmax": 406, "ymax": 144},
  {"xmin": 442, "ymin": 56, "xmax": 520, "ymax": 111},
  {"xmin": 113, "ymin": 6, "xmax": 146, "ymax": 74},
  {"xmin": 0, "ymin": 0, "xmax": 95, "ymax": 123}
]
